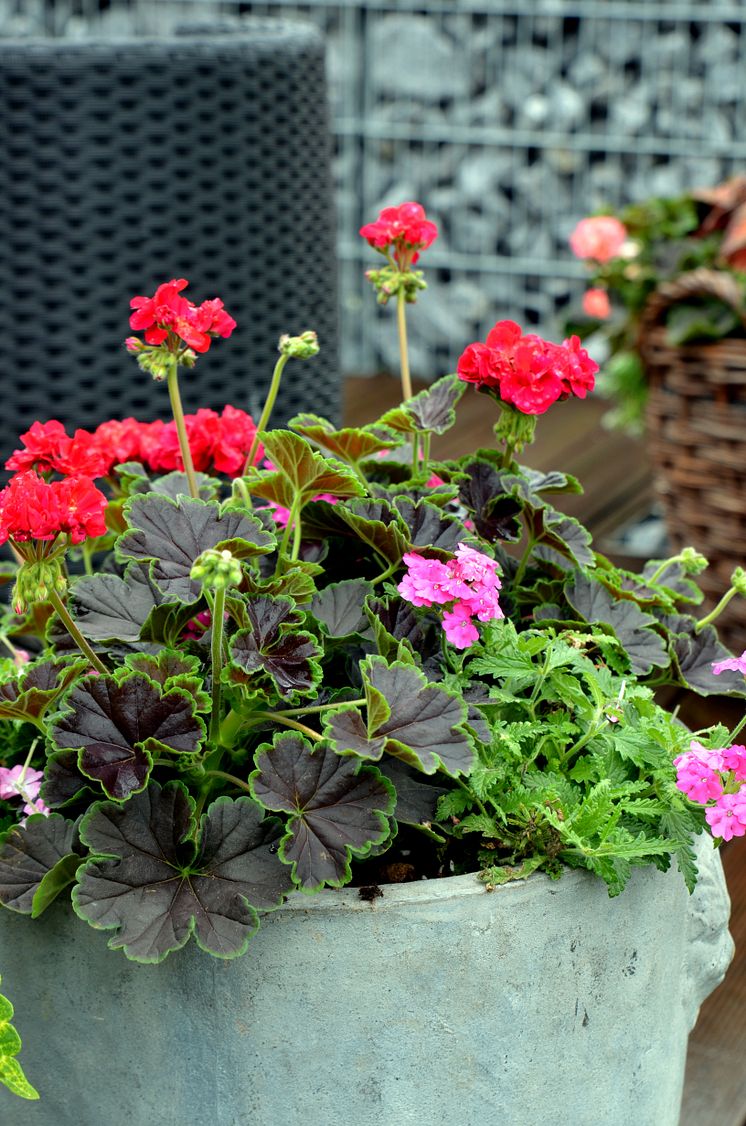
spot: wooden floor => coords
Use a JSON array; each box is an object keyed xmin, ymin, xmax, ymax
[{"xmin": 344, "ymin": 374, "xmax": 746, "ymax": 1126}]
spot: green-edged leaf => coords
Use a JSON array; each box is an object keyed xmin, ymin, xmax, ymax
[
  {"xmin": 379, "ymin": 374, "xmax": 465, "ymax": 436},
  {"xmin": 0, "ymin": 977, "xmax": 39, "ymax": 1100},
  {"xmin": 289, "ymin": 413, "xmax": 400, "ymax": 463},
  {"xmin": 62, "ymin": 563, "xmax": 170, "ymax": 642},
  {"xmin": 536, "ymin": 507, "xmax": 594, "ymax": 570},
  {"xmin": 517, "ymin": 467, "xmax": 583, "ymax": 496},
  {"xmin": 365, "ymin": 594, "xmax": 436, "ymax": 661},
  {"xmin": 250, "ymin": 732, "xmax": 395, "ymax": 890},
  {"xmin": 378, "ymin": 759, "xmax": 450, "ymax": 826},
  {"xmin": 566, "ymin": 575, "xmax": 668, "ymax": 675},
  {"xmin": 50, "ymin": 673, "xmax": 206, "ymax": 801},
  {"xmin": 117, "ymin": 494, "xmax": 274, "ymax": 604},
  {"xmin": 672, "ymin": 625, "xmax": 746, "ymax": 696},
  {"xmin": 229, "ymin": 595, "xmax": 322, "ymax": 698},
  {"xmin": 124, "ymin": 649, "xmax": 211, "ymax": 711},
  {"xmin": 458, "ymin": 460, "xmax": 524, "ymax": 543},
  {"xmin": 311, "ymin": 579, "xmax": 371, "ymax": 638},
  {"xmin": 0, "ymin": 658, "xmax": 87, "ymax": 725},
  {"xmin": 255, "ymin": 430, "xmax": 366, "ymax": 505},
  {"xmin": 325, "ymin": 656, "xmax": 476, "ymax": 776},
  {"xmin": 41, "ymin": 750, "xmax": 91, "ymax": 809},
  {"xmin": 73, "ymin": 782, "xmax": 293, "ymax": 963},
  {"xmin": 395, "ymin": 497, "xmax": 477, "ymax": 555},
  {"xmin": 0, "ymin": 814, "xmax": 78, "ymax": 914}
]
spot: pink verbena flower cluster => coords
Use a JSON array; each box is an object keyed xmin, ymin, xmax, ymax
[
  {"xmin": 0, "ymin": 764, "xmax": 49, "ymax": 823},
  {"xmin": 398, "ymin": 543, "xmax": 503, "ymax": 649},
  {"xmin": 675, "ymin": 739, "xmax": 746, "ymax": 841},
  {"xmin": 456, "ymin": 320, "xmax": 598, "ymax": 416}
]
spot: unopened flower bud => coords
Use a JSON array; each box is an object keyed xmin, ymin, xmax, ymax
[
  {"xmin": 731, "ymin": 567, "xmax": 746, "ymax": 596},
  {"xmin": 680, "ymin": 547, "xmax": 708, "ymax": 575},
  {"xmin": 278, "ymin": 331, "xmax": 320, "ymax": 359},
  {"xmin": 190, "ymin": 548, "xmax": 243, "ymax": 591},
  {"xmin": 124, "ymin": 336, "xmax": 144, "ymax": 354},
  {"xmin": 11, "ymin": 559, "xmax": 67, "ymax": 614}
]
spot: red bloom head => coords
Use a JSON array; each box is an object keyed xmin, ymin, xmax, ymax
[
  {"xmin": 137, "ymin": 405, "xmax": 261, "ymax": 478},
  {"xmin": 0, "ymin": 472, "xmax": 107, "ymax": 548},
  {"xmin": 457, "ymin": 321, "xmax": 598, "ymax": 415},
  {"xmin": 360, "ymin": 201, "xmax": 438, "ymax": 269},
  {"xmin": 6, "ymin": 420, "xmax": 108, "ymax": 479},
  {"xmin": 128, "ymin": 279, "xmax": 237, "ymax": 355}
]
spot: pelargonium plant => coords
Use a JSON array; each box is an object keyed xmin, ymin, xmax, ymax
[
  {"xmin": 1, "ymin": 204, "xmax": 746, "ymax": 1100},
  {"xmin": 565, "ymin": 176, "xmax": 746, "ymax": 432}
]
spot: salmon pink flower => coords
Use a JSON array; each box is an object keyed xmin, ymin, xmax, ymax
[
  {"xmin": 582, "ymin": 288, "xmax": 611, "ymax": 319},
  {"xmin": 569, "ymin": 216, "xmax": 627, "ymax": 263}
]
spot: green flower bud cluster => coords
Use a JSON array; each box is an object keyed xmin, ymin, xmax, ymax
[
  {"xmin": 190, "ymin": 549, "xmax": 243, "ymax": 591},
  {"xmin": 679, "ymin": 547, "xmax": 709, "ymax": 576},
  {"xmin": 730, "ymin": 566, "xmax": 746, "ymax": 596},
  {"xmin": 134, "ymin": 346, "xmax": 196, "ymax": 382},
  {"xmin": 364, "ymin": 266, "xmax": 427, "ymax": 306},
  {"xmin": 12, "ymin": 559, "xmax": 67, "ymax": 614},
  {"xmin": 278, "ymin": 331, "xmax": 320, "ymax": 359}
]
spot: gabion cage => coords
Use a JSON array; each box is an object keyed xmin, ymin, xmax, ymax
[
  {"xmin": 4, "ymin": 1, "xmax": 746, "ymax": 379},
  {"xmin": 0, "ymin": 22, "xmax": 339, "ymax": 456}
]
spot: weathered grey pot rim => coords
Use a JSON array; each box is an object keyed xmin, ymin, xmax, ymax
[{"xmin": 273, "ymin": 855, "xmax": 676, "ymax": 915}]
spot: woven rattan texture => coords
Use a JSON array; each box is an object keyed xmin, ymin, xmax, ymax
[
  {"xmin": 644, "ymin": 328, "xmax": 746, "ymax": 651},
  {"xmin": 0, "ymin": 26, "xmax": 339, "ymax": 462}
]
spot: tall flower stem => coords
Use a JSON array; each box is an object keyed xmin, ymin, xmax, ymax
[
  {"xmin": 396, "ymin": 289, "xmax": 413, "ymax": 402},
  {"xmin": 696, "ymin": 587, "xmax": 739, "ymax": 633},
  {"xmin": 243, "ymin": 353, "xmax": 289, "ymax": 476},
  {"xmin": 47, "ymin": 589, "xmax": 109, "ymax": 675},
  {"xmin": 208, "ymin": 587, "xmax": 226, "ymax": 744},
  {"xmin": 166, "ymin": 357, "xmax": 199, "ymax": 500}
]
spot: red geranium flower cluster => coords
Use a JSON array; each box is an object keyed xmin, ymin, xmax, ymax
[
  {"xmin": 359, "ymin": 202, "xmax": 438, "ymax": 269},
  {"xmin": 145, "ymin": 406, "xmax": 262, "ymax": 477},
  {"xmin": 129, "ymin": 278, "xmax": 236, "ymax": 354},
  {"xmin": 0, "ymin": 472, "xmax": 107, "ymax": 547},
  {"xmin": 6, "ymin": 406, "xmax": 261, "ymax": 481},
  {"xmin": 456, "ymin": 320, "xmax": 598, "ymax": 415}
]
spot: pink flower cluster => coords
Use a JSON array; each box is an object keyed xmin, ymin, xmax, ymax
[
  {"xmin": 569, "ymin": 216, "xmax": 627, "ymax": 263},
  {"xmin": 712, "ymin": 649, "xmax": 746, "ymax": 676},
  {"xmin": 398, "ymin": 543, "xmax": 503, "ymax": 649},
  {"xmin": 359, "ymin": 201, "xmax": 438, "ymax": 270},
  {"xmin": 675, "ymin": 740, "xmax": 746, "ymax": 841},
  {"xmin": 129, "ymin": 278, "xmax": 236, "ymax": 354},
  {"xmin": 456, "ymin": 320, "xmax": 598, "ymax": 415},
  {"xmin": 0, "ymin": 764, "xmax": 49, "ymax": 823}
]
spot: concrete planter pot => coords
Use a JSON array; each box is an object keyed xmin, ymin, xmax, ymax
[{"xmin": 0, "ymin": 834, "xmax": 733, "ymax": 1126}]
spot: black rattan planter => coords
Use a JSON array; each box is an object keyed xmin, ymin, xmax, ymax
[{"xmin": 0, "ymin": 22, "xmax": 339, "ymax": 456}]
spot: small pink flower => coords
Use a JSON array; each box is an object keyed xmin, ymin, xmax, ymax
[
  {"xmin": 569, "ymin": 216, "xmax": 627, "ymax": 263},
  {"xmin": 674, "ymin": 748, "xmax": 724, "ymax": 804},
  {"xmin": 442, "ymin": 605, "xmax": 479, "ymax": 649},
  {"xmin": 712, "ymin": 650, "xmax": 746, "ymax": 676},
  {"xmin": 706, "ymin": 789, "xmax": 746, "ymax": 841},
  {"xmin": 721, "ymin": 745, "xmax": 746, "ymax": 781},
  {"xmin": 20, "ymin": 797, "xmax": 50, "ymax": 824},
  {"xmin": 0, "ymin": 764, "xmax": 44, "ymax": 802},
  {"xmin": 581, "ymin": 288, "xmax": 611, "ymax": 319},
  {"xmin": 426, "ymin": 473, "xmax": 446, "ymax": 489}
]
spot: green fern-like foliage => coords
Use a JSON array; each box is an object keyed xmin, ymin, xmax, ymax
[{"xmin": 0, "ymin": 976, "xmax": 39, "ymax": 1100}]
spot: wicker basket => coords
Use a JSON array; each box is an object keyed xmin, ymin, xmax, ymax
[{"xmin": 640, "ymin": 268, "xmax": 746, "ymax": 651}]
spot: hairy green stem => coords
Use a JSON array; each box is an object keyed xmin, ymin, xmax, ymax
[
  {"xmin": 251, "ymin": 711, "xmax": 323, "ymax": 742},
  {"xmin": 696, "ymin": 586, "xmax": 739, "ymax": 633},
  {"xmin": 166, "ymin": 358, "xmax": 199, "ymax": 500},
  {"xmin": 421, "ymin": 431, "xmax": 432, "ymax": 479},
  {"xmin": 397, "ymin": 288, "xmax": 413, "ymax": 402},
  {"xmin": 48, "ymin": 589, "xmax": 109, "ymax": 675},
  {"xmin": 243, "ymin": 353, "xmax": 289, "ymax": 475},
  {"xmin": 208, "ymin": 587, "xmax": 226, "ymax": 744},
  {"xmin": 272, "ymin": 699, "xmax": 366, "ymax": 718},
  {"xmin": 370, "ymin": 559, "xmax": 399, "ymax": 585},
  {"xmin": 203, "ymin": 769, "xmax": 253, "ymax": 794}
]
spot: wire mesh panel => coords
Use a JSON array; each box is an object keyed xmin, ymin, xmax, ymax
[
  {"xmin": 3, "ymin": 1, "xmax": 746, "ymax": 378},
  {"xmin": 0, "ymin": 23, "xmax": 339, "ymax": 455}
]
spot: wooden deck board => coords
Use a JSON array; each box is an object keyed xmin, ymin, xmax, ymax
[{"xmin": 344, "ymin": 375, "xmax": 746, "ymax": 1126}]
